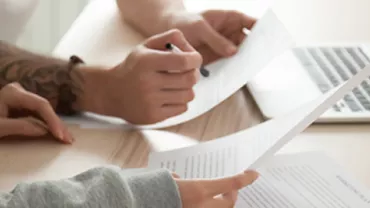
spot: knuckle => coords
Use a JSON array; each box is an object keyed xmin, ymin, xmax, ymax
[
  {"xmin": 126, "ymin": 47, "xmax": 145, "ymax": 67},
  {"xmin": 184, "ymin": 105, "xmax": 189, "ymax": 113},
  {"xmin": 184, "ymin": 90, "xmax": 195, "ymax": 102},
  {"xmin": 168, "ymin": 28, "xmax": 183, "ymax": 38},
  {"xmin": 0, "ymin": 83, "xmax": 23, "ymax": 102},
  {"xmin": 194, "ymin": 19, "xmax": 206, "ymax": 29},
  {"xmin": 177, "ymin": 55, "xmax": 191, "ymax": 69},
  {"xmin": 180, "ymin": 105, "xmax": 188, "ymax": 113},
  {"xmin": 4, "ymin": 82, "xmax": 21, "ymax": 92},
  {"xmin": 185, "ymin": 71, "xmax": 197, "ymax": 87},
  {"xmin": 177, "ymin": 53, "xmax": 202, "ymax": 70},
  {"xmin": 37, "ymin": 97, "xmax": 50, "ymax": 109},
  {"xmin": 195, "ymin": 53, "xmax": 203, "ymax": 66}
]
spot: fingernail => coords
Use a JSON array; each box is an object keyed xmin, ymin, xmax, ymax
[
  {"xmin": 64, "ymin": 130, "xmax": 75, "ymax": 144},
  {"xmin": 227, "ymin": 46, "xmax": 237, "ymax": 55},
  {"xmin": 69, "ymin": 135, "xmax": 75, "ymax": 143},
  {"xmin": 244, "ymin": 169, "xmax": 258, "ymax": 174},
  {"xmin": 244, "ymin": 170, "xmax": 259, "ymax": 180},
  {"xmin": 57, "ymin": 130, "xmax": 64, "ymax": 141}
]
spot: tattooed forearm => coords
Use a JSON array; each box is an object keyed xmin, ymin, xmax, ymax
[{"xmin": 0, "ymin": 40, "xmax": 84, "ymax": 115}]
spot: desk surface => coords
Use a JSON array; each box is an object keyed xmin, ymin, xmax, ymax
[{"xmin": 1, "ymin": 0, "xmax": 370, "ymax": 192}]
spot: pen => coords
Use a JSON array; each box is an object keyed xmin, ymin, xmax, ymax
[{"xmin": 165, "ymin": 43, "xmax": 210, "ymax": 77}]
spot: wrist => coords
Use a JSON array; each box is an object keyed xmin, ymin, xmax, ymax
[{"xmin": 74, "ymin": 65, "xmax": 109, "ymax": 114}]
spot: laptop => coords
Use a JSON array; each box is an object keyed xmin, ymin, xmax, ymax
[{"xmin": 247, "ymin": 44, "xmax": 370, "ymax": 122}]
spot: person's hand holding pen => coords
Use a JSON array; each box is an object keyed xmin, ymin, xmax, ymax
[{"xmin": 83, "ymin": 29, "xmax": 202, "ymax": 124}]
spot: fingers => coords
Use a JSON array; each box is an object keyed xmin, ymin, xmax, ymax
[
  {"xmin": 201, "ymin": 170, "xmax": 259, "ymax": 197},
  {"xmin": 238, "ymin": 33, "xmax": 246, "ymax": 46},
  {"xmin": 239, "ymin": 13, "xmax": 257, "ymax": 30},
  {"xmin": 172, "ymin": 173, "xmax": 181, "ymax": 179},
  {"xmin": 145, "ymin": 50, "xmax": 202, "ymax": 72},
  {"xmin": 145, "ymin": 29, "xmax": 196, "ymax": 52},
  {"xmin": 229, "ymin": 32, "xmax": 246, "ymax": 47},
  {"xmin": 160, "ymin": 90, "xmax": 195, "ymax": 105},
  {"xmin": 201, "ymin": 23, "xmax": 238, "ymax": 57},
  {"xmin": 154, "ymin": 90, "xmax": 194, "ymax": 120},
  {"xmin": 203, "ymin": 191, "xmax": 238, "ymax": 208},
  {"xmin": 161, "ymin": 104, "xmax": 188, "ymax": 119},
  {"xmin": 0, "ymin": 118, "xmax": 47, "ymax": 138},
  {"xmin": 0, "ymin": 83, "xmax": 73, "ymax": 144},
  {"xmin": 160, "ymin": 69, "xmax": 199, "ymax": 90},
  {"xmin": 196, "ymin": 45, "xmax": 220, "ymax": 65}
]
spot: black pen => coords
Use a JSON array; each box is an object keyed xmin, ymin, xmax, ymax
[{"xmin": 165, "ymin": 43, "xmax": 210, "ymax": 77}]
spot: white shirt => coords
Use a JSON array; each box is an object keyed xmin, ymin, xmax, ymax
[{"xmin": 0, "ymin": 0, "xmax": 38, "ymax": 43}]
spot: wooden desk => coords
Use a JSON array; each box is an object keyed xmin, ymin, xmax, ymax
[
  {"xmin": 2, "ymin": 0, "xmax": 370, "ymax": 194},
  {"xmin": 0, "ymin": 88, "xmax": 262, "ymax": 191},
  {"xmin": 1, "ymin": 0, "xmax": 267, "ymax": 191}
]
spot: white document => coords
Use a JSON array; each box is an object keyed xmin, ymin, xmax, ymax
[
  {"xmin": 236, "ymin": 153, "xmax": 370, "ymax": 208},
  {"xmin": 62, "ymin": 9, "xmax": 295, "ymax": 129},
  {"xmin": 148, "ymin": 65, "xmax": 370, "ymax": 177}
]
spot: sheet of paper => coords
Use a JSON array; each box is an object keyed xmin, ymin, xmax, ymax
[
  {"xmin": 148, "ymin": 65, "xmax": 370, "ymax": 177},
  {"xmin": 236, "ymin": 152, "xmax": 370, "ymax": 208},
  {"xmin": 62, "ymin": 9, "xmax": 295, "ymax": 129}
]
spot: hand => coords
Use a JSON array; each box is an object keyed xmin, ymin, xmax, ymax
[
  {"xmin": 89, "ymin": 29, "xmax": 202, "ymax": 124},
  {"xmin": 174, "ymin": 170, "xmax": 259, "ymax": 208},
  {"xmin": 165, "ymin": 10, "xmax": 257, "ymax": 64},
  {"xmin": 0, "ymin": 83, "xmax": 73, "ymax": 143}
]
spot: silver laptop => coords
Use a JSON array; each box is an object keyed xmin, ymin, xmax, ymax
[{"xmin": 247, "ymin": 44, "xmax": 370, "ymax": 122}]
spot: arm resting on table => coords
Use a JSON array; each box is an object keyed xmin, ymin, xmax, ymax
[{"xmin": 0, "ymin": 167, "xmax": 181, "ymax": 208}]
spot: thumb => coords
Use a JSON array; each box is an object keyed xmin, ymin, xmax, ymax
[
  {"xmin": 145, "ymin": 29, "xmax": 196, "ymax": 52},
  {"xmin": 201, "ymin": 23, "xmax": 237, "ymax": 57},
  {"xmin": 0, "ymin": 118, "xmax": 47, "ymax": 138},
  {"xmin": 171, "ymin": 173, "xmax": 181, "ymax": 179}
]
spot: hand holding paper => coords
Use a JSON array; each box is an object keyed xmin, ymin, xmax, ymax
[
  {"xmin": 149, "ymin": 64, "xmax": 370, "ymax": 176},
  {"xmin": 149, "ymin": 64, "xmax": 370, "ymax": 207},
  {"xmin": 175, "ymin": 170, "xmax": 259, "ymax": 208}
]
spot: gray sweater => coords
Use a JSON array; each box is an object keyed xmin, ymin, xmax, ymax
[{"xmin": 0, "ymin": 166, "xmax": 182, "ymax": 208}]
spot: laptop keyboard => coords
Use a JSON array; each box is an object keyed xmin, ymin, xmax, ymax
[{"xmin": 293, "ymin": 46, "xmax": 370, "ymax": 113}]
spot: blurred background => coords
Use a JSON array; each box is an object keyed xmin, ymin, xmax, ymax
[
  {"xmin": 14, "ymin": 0, "xmax": 260, "ymax": 54},
  {"xmin": 17, "ymin": 0, "xmax": 90, "ymax": 54}
]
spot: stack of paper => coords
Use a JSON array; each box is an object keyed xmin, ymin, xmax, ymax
[
  {"xmin": 236, "ymin": 153, "xmax": 370, "ymax": 207},
  {"xmin": 148, "ymin": 63, "xmax": 370, "ymax": 207},
  {"xmin": 147, "ymin": 16, "xmax": 370, "ymax": 204}
]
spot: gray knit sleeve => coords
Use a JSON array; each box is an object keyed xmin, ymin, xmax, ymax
[{"xmin": 0, "ymin": 166, "xmax": 182, "ymax": 208}]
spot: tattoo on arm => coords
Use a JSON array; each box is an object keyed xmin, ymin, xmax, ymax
[{"xmin": 0, "ymin": 40, "xmax": 84, "ymax": 115}]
